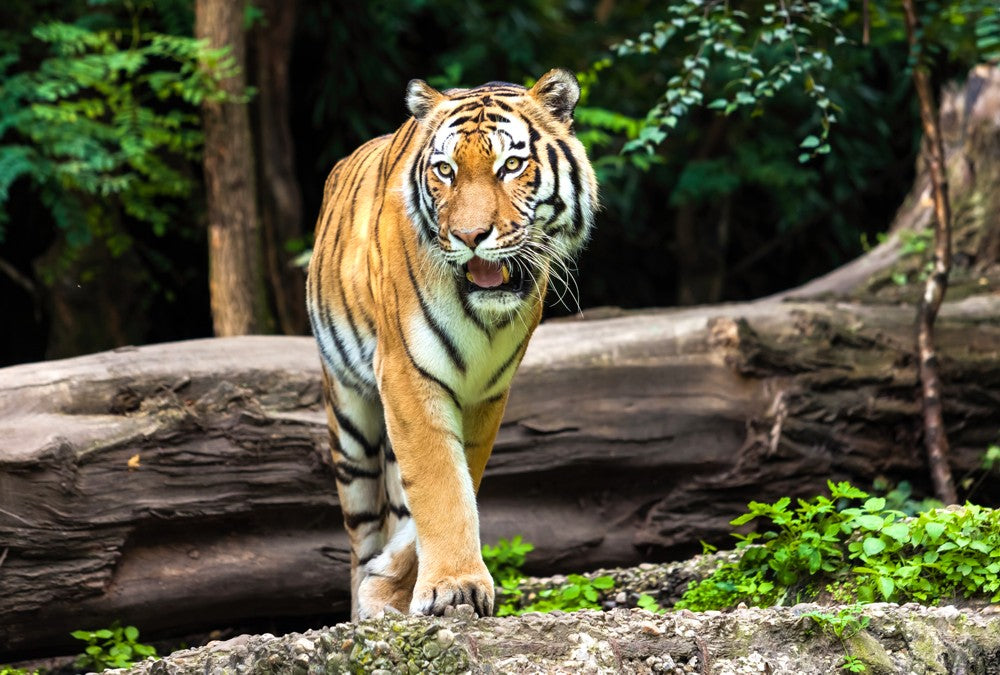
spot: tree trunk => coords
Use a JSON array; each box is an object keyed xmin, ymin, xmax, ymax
[
  {"xmin": 253, "ymin": 0, "xmax": 307, "ymax": 336},
  {"xmin": 197, "ymin": 0, "xmax": 268, "ymax": 336}
]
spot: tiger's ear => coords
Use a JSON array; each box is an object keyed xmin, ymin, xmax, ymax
[
  {"xmin": 406, "ymin": 79, "xmax": 443, "ymax": 121},
  {"xmin": 529, "ymin": 69, "xmax": 580, "ymax": 124}
]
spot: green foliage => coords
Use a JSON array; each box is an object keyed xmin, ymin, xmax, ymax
[
  {"xmin": 984, "ymin": 445, "xmax": 1000, "ymax": 472},
  {"xmin": 482, "ymin": 537, "xmax": 615, "ymax": 616},
  {"xmin": 677, "ymin": 481, "xmax": 1000, "ymax": 611},
  {"xmin": 871, "ymin": 478, "xmax": 941, "ymax": 516},
  {"xmin": 804, "ymin": 605, "xmax": 871, "ymax": 672},
  {"xmin": 0, "ymin": 7, "xmax": 236, "ymax": 270},
  {"xmin": 518, "ymin": 574, "xmax": 615, "ymax": 614},
  {"xmin": 482, "ymin": 535, "xmax": 534, "ymax": 586},
  {"xmin": 606, "ymin": 1, "xmax": 845, "ymax": 160},
  {"xmin": 636, "ymin": 593, "xmax": 665, "ymax": 613},
  {"xmin": 71, "ymin": 621, "xmax": 157, "ymax": 671},
  {"xmin": 0, "ymin": 666, "xmax": 38, "ymax": 675}
]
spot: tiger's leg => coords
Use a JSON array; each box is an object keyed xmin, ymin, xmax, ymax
[
  {"xmin": 377, "ymin": 354, "xmax": 494, "ymax": 617},
  {"xmin": 355, "ymin": 437, "xmax": 419, "ymax": 618},
  {"xmin": 355, "ymin": 394, "xmax": 510, "ymax": 617},
  {"xmin": 321, "ymin": 368, "xmax": 387, "ymax": 620},
  {"xmin": 462, "ymin": 392, "xmax": 510, "ymax": 493}
]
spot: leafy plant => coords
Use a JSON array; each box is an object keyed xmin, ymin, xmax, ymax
[
  {"xmin": 804, "ymin": 605, "xmax": 871, "ymax": 672},
  {"xmin": 677, "ymin": 481, "xmax": 1000, "ymax": 611},
  {"xmin": 601, "ymin": 0, "xmax": 846, "ymax": 161},
  {"xmin": 0, "ymin": 10, "xmax": 237, "ymax": 274},
  {"xmin": 519, "ymin": 574, "xmax": 616, "ymax": 613},
  {"xmin": 637, "ymin": 593, "xmax": 665, "ymax": 613},
  {"xmin": 482, "ymin": 537, "xmax": 616, "ymax": 616},
  {"xmin": 0, "ymin": 666, "xmax": 38, "ymax": 675},
  {"xmin": 71, "ymin": 621, "xmax": 158, "ymax": 671},
  {"xmin": 482, "ymin": 535, "xmax": 533, "ymax": 587}
]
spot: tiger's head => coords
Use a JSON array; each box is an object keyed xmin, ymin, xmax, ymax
[{"xmin": 402, "ymin": 69, "xmax": 598, "ymax": 318}]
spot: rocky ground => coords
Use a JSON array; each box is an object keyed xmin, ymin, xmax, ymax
[{"xmin": 109, "ymin": 601, "xmax": 1000, "ymax": 674}]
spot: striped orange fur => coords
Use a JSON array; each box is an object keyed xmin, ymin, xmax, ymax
[{"xmin": 306, "ymin": 69, "xmax": 598, "ymax": 618}]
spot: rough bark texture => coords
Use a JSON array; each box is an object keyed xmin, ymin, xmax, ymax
[
  {"xmin": 2, "ymin": 294, "xmax": 1000, "ymax": 658},
  {"xmin": 775, "ymin": 64, "xmax": 1000, "ymax": 303},
  {"xmin": 108, "ymin": 603, "xmax": 1000, "ymax": 674},
  {"xmin": 253, "ymin": 0, "xmax": 307, "ymax": 336},
  {"xmin": 197, "ymin": 0, "xmax": 267, "ymax": 336}
]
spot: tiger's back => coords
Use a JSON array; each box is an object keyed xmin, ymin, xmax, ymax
[{"xmin": 307, "ymin": 69, "xmax": 597, "ymax": 618}]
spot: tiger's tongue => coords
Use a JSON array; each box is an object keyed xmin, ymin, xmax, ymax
[{"xmin": 467, "ymin": 257, "xmax": 504, "ymax": 288}]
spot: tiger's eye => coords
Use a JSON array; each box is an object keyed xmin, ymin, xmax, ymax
[
  {"xmin": 436, "ymin": 162, "xmax": 453, "ymax": 178},
  {"xmin": 504, "ymin": 157, "xmax": 523, "ymax": 172}
]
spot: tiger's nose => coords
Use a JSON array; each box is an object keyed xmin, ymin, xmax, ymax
[{"xmin": 454, "ymin": 225, "xmax": 492, "ymax": 249}]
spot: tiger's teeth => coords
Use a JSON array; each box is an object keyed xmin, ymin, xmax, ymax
[
  {"xmin": 501, "ymin": 264, "xmax": 510, "ymax": 283},
  {"xmin": 466, "ymin": 271, "xmax": 475, "ymax": 283}
]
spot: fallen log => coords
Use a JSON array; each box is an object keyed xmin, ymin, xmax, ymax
[
  {"xmin": 106, "ymin": 603, "xmax": 1000, "ymax": 674},
  {"xmin": 2, "ymin": 294, "xmax": 999, "ymax": 658}
]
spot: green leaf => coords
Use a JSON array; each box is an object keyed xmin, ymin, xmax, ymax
[
  {"xmin": 855, "ymin": 515, "xmax": 884, "ymax": 531},
  {"xmin": 882, "ymin": 523, "xmax": 910, "ymax": 543},
  {"xmin": 878, "ymin": 576, "xmax": 895, "ymax": 599},
  {"xmin": 863, "ymin": 537, "xmax": 886, "ymax": 556},
  {"xmin": 124, "ymin": 625, "xmax": 139, "ymax": 642},
  {"xmin": 924, "ymin": 522, "xmax": 946, "ymax": 539},
  {"xmin": 799, "ymin": 135, "xmax": 821, "ymax": 148},
  {"xmin": 864, "ymin": 498, "xmax": 887, "ymax": 512},
  {"xmin": 591, "ymin": 576, "xmax": 615, "ymax": 589}
]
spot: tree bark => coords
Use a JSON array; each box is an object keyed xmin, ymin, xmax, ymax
[
  {"xmin": 253, "ymin": 0, "xmax": 307, "ymax": 335},
  {"xmin": 197, "ymin": 0, "xmax": 268, "ymax": 336}
]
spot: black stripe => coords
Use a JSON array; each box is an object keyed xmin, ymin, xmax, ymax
[
  {"xmin": 335, "ymin": 461, "xmax": 381, "ymax": 480},
  {"xmin": 343, "ymin": 509, "xmax": 385, "ymax": 529},
  {"xmin": 336, "ymin": 279, "xmax": 369, "ymax": 366},
  {"xmin": 322, "ymin": 303, "xmax": 370, "ymax": 387},
  {"xmin": 457, "ymin": 285, "xmax": 492, "ymax": 338},
  {"xmin": 388, "ymin": 502, "xmax": 411, "ymax": 519},
  {"xmin": 386, "ymin": 120, "xmax": 418, "ymax": 178},
  {"xmin": 556, "ymin": 139, "xmax": 584, "ymax": 235},
  {"xmin": 542, "ymin": 144, "xmax": 566, "ymax": 223},
  {"xmin": 391, "ymin": 287, "xmax": 462, "ymax": 411},
  {"xmin": 484, "ymin": 337, "xmax": 528, "ymax": 391},
  {"xmin": 402, "ymin": 244, "xmax": 467, "ymax": 374},
  {"xmin": 334, "ymin": 408, "xmax": 379, "ymax": 457}
]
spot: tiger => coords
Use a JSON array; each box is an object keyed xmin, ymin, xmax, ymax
[{"xmin": 305, "ymin": 68, "xmax": 598, "ymax": 619}]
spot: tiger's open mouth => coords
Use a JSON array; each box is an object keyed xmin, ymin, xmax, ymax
[{"xmin": 463, "ymin": 256, "xmax": 528, "ymax": 294}]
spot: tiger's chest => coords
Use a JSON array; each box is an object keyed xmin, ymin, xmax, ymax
[{"xmin": 402, "ymin": 299, "xmax": 531, "ymax": 405}]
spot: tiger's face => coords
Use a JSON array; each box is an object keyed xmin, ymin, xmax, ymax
[{"xmin": 403, "ymin": 70, "xmax": 598, "ymax": 318}]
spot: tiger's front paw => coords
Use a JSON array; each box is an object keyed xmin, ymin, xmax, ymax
[{"xmin": 409, "ymin": 568, "xmax": 494, "ymax": 617}]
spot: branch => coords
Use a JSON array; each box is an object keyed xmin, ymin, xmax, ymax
[{"xmin": 901, "ymin": 0, "xmax": 957, "ymax": 505}]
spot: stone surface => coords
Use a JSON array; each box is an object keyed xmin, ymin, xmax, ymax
[{"xmin": 108, "ymin": 603, "xmax": 1000, "ymax": 675}]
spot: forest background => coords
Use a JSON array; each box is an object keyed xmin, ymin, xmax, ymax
[{"xmin": 3, "ymin": 0, "xmax": 996, "ymax": 367}]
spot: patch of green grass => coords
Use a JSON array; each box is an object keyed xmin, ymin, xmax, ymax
[{"xmin": 677, "ymin": 481, "xmax": 1000, "ymax": 611}]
